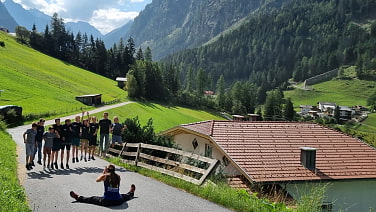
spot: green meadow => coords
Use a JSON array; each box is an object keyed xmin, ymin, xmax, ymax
[
  {"xmin": 90, "ymin": 102, "xmax": 225, "ymax": 132},
  {"xmin": 0, "ymin": 32, "xmax": 127, "ymax": 117},
  {"xmin": 284, "ymin": 78, "xmax": 375, "ymax": 109}
]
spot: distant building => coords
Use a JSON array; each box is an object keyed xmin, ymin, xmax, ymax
[
  {"xmin": 247, "ymin": 114, "xmax": 259, "ymax": 121},
  {"xmin": 232, "ymin": 115, "xmax": 245, "ymax": 121},
  {"xmin": 318, "ymin": 102, "xmax": 336, "ymax": 115},
  {"xmin": 0, "ymin": 27, "xmax": 9, "ymax": 33},
  {"xmin": 339, "ymin": 106, "xmax": 355, "ymax": 120},
  {"xmin": 300, "ymin": 105, "xmax": 314, "ymax": 115},
  {"xmin": 116, "ymin": 77, "xmax": 127, "ymax": 89},
  {"xmin": 204, "ymin": 90, "xmax": 214, "ymax": 96},
  {"xmin": 75, "ymin": 94, "xmax": 102, "ymax": 106}
]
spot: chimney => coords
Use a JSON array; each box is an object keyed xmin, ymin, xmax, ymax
[{"xmin": 300, "ymin": 147, "xmax": 317, "ymax": 170}]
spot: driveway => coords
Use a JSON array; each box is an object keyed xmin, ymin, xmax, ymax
[{"xmin": 7, "ymin": 102, "xmax": 231, "ymax": 212}]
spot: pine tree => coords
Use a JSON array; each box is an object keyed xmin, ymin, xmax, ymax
[
  {"xmin": 216, "ymin": 75, "xmax": 226, "ymax": 110},
  {"xmin": 283, "ymin": 98, "xmax": 295, "ymax": 121}
]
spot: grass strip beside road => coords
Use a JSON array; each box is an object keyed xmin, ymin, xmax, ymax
[{"xmin": 0, "ymin": 130, "xmax": 30, "ymax": 212}]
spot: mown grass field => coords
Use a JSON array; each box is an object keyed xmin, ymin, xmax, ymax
[
  {"xmin": 89, "ymin": 102, "xmax": 225, "ymax": 132},
  {"xmin": 0, "ymin": 130, "xmax": 30, "ymax": 212},
  {"xmin": 284, "ymin": 78, "xmax": 375, "ymax": 109},
  {"xmin": 0, "ymin": 32, "xmax": 127, "ymax": 117}
]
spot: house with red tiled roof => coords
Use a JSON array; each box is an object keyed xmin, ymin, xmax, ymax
[{"xmin": 160, "ymin": 120, "xmax": 376, "ymax": 211}]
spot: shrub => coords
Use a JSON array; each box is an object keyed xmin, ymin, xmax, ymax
[{"xmin": 0, "ymin": 41, "xmax": 5, "ymax": 47}]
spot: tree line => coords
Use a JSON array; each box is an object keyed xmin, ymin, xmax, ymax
[{"xmin": 15, "ymin": 13, "xmax": 138, "ymax": 79}]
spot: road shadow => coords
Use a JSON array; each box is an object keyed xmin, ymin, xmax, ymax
[
  {"xmin": 27, "ymin": 166, "xmax": 131, "ymax": 179},
  {"xmin": 70, "ymin": 197, "xmax": 139, "ymax": 210}
]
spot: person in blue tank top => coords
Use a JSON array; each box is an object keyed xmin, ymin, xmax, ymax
[{"xmin": 69, "ymin": 164, "xmax": 135, "ymax": 206}]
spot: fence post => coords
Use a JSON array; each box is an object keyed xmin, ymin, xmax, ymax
[
  {"xmin": 135, "ymin": 143, "xmax": 141, "ymax": 166},
  {"xmin": 119, "ymin": 142, "xmax": 127, "ymax": 158}
]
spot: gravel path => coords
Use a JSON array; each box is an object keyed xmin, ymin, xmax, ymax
[{"xmin": 7, "ymin": 102, "xmax": 231, "ymax": 212}]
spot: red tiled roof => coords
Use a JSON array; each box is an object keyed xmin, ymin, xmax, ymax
[{"xmin": 177, "ymin": 120, "xmax": 376, "ymax": 182}]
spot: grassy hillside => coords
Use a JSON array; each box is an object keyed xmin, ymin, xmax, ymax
[
  {"xmin": 90, "ymin": 102, "xmax": 225, "ymax": 132},
  {"xmin": 0, "ymin": 32, "xmax": 127, "ymax": 117},
  {"xmin": 284, "ymin": 67, "xmax": 375, "ymax": 108}
]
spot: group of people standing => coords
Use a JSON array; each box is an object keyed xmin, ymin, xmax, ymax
[{"xmin": 23, "ymin": 112, "xmax": 126, "ymax": 171}]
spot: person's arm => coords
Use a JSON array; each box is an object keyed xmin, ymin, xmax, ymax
[
  {"xmin": 23, "ymin": 131, "xmax": 27, "ymax": 143},
  {"xmin": 96, "ymin": 167, "xmax": 108, "ymax": 182},
  {"xmin": 55, "ymin": 131, "xmax": 60, "ymax": 138}
]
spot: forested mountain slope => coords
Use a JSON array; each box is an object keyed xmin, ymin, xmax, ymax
[
  {"xmin": 125, "ymin": 0, "xmax": 263, "ymax": 60},
  {"xmin": 163, "ymin": 0, "xmax": 376, "ymax": 91}
]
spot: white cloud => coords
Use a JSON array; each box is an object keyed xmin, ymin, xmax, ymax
[
  {"xmin": 90, "ymin": 8, "xmax": 138, "ymax": 34},
  {"xmin": 8, "ymin": 0, "xmax": 151, "ymax": 34}
]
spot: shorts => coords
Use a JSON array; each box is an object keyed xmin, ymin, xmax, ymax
[
  {"xmin": 25, "ymin": 143, "xmax": 35, "ymax": 157},
  {"xmin": 81, "ymin": 139, "xmax": 88, "ymax": 147},
  {"xmin": 52, "ymin": 140, "xmax": 60, "ymax": 151},
  {"xmin": 89, "ymin": 136, "xmax": 98, "ymax": 146},
  {"xmin": 61, "ymin": 143, "xmax": 71, "ymax": 151},
  {"xmin": 112, "ymin": 135, "xmax": 123, "ymax": 145},
  {"xmin": 71, "ymin": 137, "xmax": 80, "ymax": 146},
  {"xmin": 43, "ymin": 147, "xmax": 52, "ymax": 155}
]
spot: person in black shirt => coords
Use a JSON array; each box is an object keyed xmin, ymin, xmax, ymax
[
  {"xmin": 88, "ymin": 115, "xmax": 99, "ymax": 161},
  {"xmin": 34, "ymin": 118, "xmax": 45, "ymax": 165},
  {"xmin": 98, "ymin": 112, "xmax": 111, "ymax": 157},
  {"xmin": 52, "ymin": 118, "xmax": 63, "ymax": 169},
  {"xmin": 71, "ymin": 115, "xmax": 81, "ymax": 163},
  {"xmin": 61, "ymin": 119, "xmax": 73, "ymax": 169},
  {"xmin": 80, "ymin": 113, "xmax": 90, "ymax": 162}
]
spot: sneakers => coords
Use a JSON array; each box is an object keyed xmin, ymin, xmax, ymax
[
  {"xmin": 37, "ymin": 160, "xmax": 42, "ymax": 165},
  {"xmin": 72, "ymin": 158, "xmax": 75, "ymax": 163},
  {"xmin": 88, "ymin": 157, "xmax": 91, "ymax": 161},
  {"xmin": 76, "ymin": 157, "xmax": 79, "ymax": 162},
  {"xmin": 80, "ymin": 156, "xmax": 83, "ymax": 161},
  {"xmin": 31, "ymin": 161, "xmax": 35, "ymax": 166},
  {"xmin": 26, "ymin": 164, "xmax": 31, "ymax": 170},
  {"xmin": 54, "ymin": 162, "xmax": 58, "ymax": 169},
  {"xmin": 69, "ymin": 191, "xmax": 79, "ymax": 200},
  {"xmin": 84, "ymin": 157, "xmax": 87, "ymax": 162},
  {"xmin": 91, "ymin": 156, "xmax": 95, "ymax": 160},
  {"xmin": 66, "ymin": 163, "xmax": 69, "ymax": 169},
  {"xmin": 60, "ymin": 163, "xmax": 64, "ymax": 169}
]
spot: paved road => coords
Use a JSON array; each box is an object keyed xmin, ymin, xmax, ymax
[{"xmin": 7, "ymin": 102, "xmax": 231, "ymax": 212}]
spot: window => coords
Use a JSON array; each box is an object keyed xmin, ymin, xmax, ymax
[
  {"xmin": 192, "ymin": 138, "xmax": 198, "ymax": 149},
  {"xmin": 205, "ymin": 144, "xmax": 213, "ymax": 157},
  {"xmin": 222, "ymin": 156, "xmax": 230, "ymax": 166}
]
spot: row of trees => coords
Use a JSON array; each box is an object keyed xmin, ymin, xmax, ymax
[{"xmin": 16, "ymin": 13, "xmax": 138, "ymax": 79}]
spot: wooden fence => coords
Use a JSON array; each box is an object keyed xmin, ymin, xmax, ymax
[{"xmin": 108, "ymin": 143, "xmax": 218, "ymax": 185}]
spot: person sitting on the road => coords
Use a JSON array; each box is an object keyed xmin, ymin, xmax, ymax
[{"xmin": 69, "ymin": 164, "xmax": 135, "ymax": 206}]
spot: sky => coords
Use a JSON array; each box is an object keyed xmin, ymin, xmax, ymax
[{"xmin": 6, "ymin": 0, "xmax": 152, "ymax": 34}]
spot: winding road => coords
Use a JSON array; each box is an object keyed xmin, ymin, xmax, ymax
[{"xmin": 7, "ymin": 102, "xmax": 231, "ymax": 212}]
